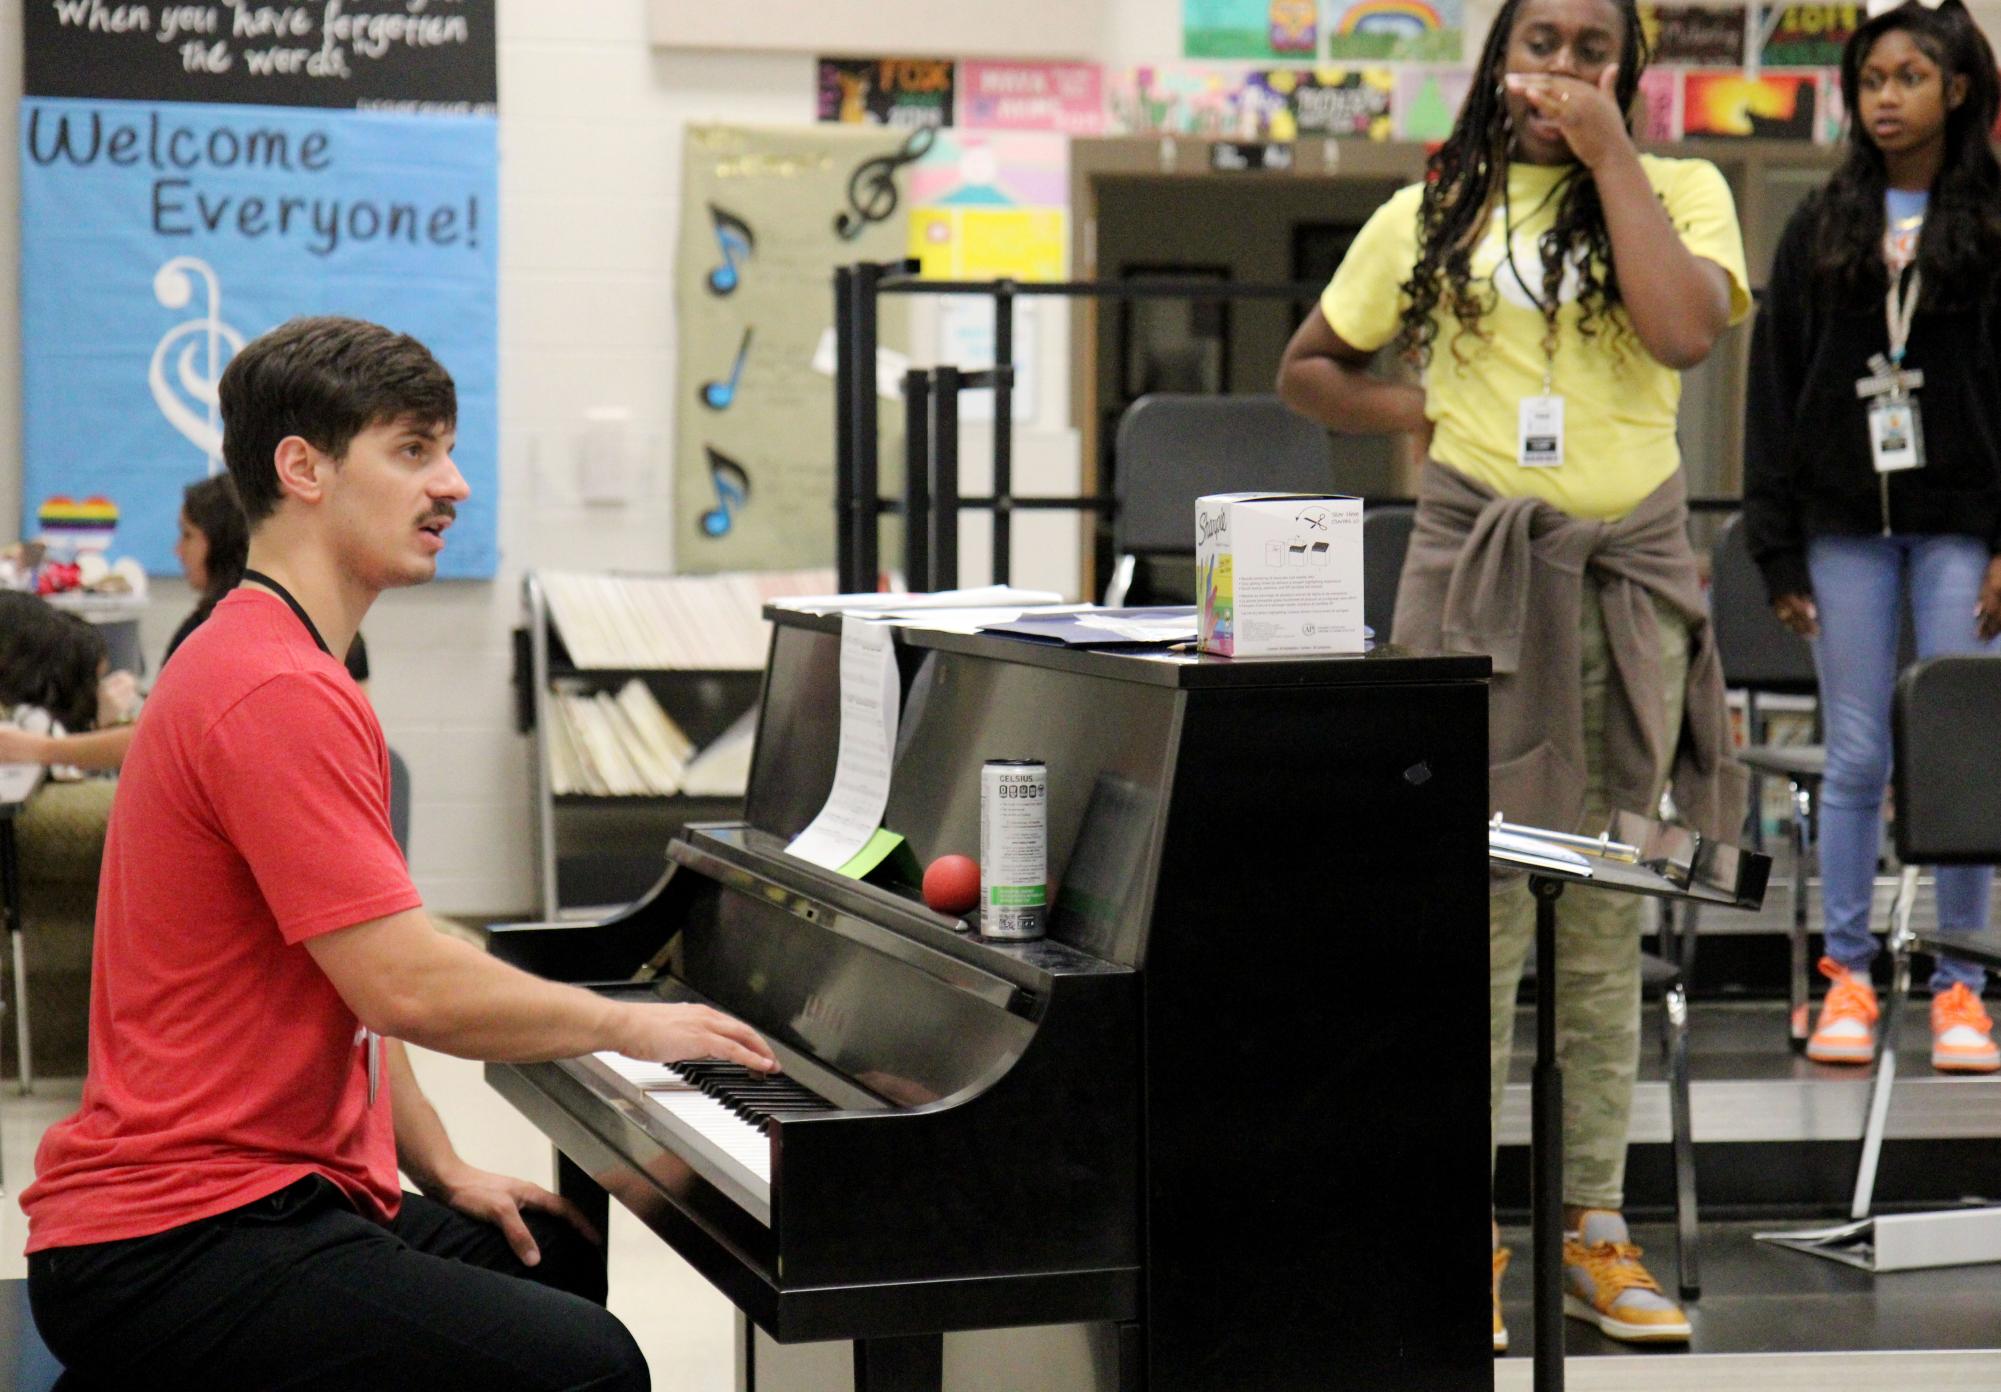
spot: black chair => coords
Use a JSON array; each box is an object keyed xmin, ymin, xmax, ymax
[
  {"xmin": 1105, "ymin": 394, "xmax": 1334, "ymax": 606},
  {"xmin": 1851, "ymin": 656, "xmax": 2001, "ymax": 1217},
  {"xmin": 1709, "ymin": 514, "xmax": 1826, "ymax": 1050},
  {"xmin": 1361, "ymin": 504, "xmax": 1414, "ymax": 643}
]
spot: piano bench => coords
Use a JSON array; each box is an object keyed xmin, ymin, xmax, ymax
[{"xmin": 0, "ymin": 1279, "xmax": 76, "ymax": 1392}]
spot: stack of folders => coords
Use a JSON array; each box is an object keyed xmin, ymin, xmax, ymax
[
  {"xmin": 548, "ymin": 680, "xmax": 699, "ymax": 798},
  {"xmin": 541, "ymin": 569, "xmax": 835, "ymax": 670}
]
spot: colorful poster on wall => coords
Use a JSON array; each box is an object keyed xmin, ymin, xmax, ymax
[
  {"xmin": 1684, "ymin": 70, "xmax": 1819, "ymax": 137},
  {"xmin": 1641, "ymin": 4, "xmax": 1748, "ymax": 65},
  {"xmin": 676, "ymin": 124, "xmax": 915, "ymax": 572},
  {"xmin": 1253, "ymin": 68, "xmax": 1395, "ymax": 139},
  {"xmin": 958, "ymin": 61, "xmax": 1105, "ymax": 134},
  {"xmin": 1325, "ymin": 0, "xmax": 1464, "ymax": 63},
  {"xmin": 1110, "ymin": 66, "xmax": 1261, "ymax": 137},
  {"xmin": 1184, "ymin": 0, "xmax": 1320, "ymax": 59},
  {"xmin": 1394, "ymin": 67, "xmax": 1472, "ymax": 140},
  {"xmin": 1637, "ymin": 66, "xmax": 1683, "ymax": 140},
  {"xmin": 19, "ymin": 1, "xmax": 498, "ymax": 578},
  {"xmin": 907, "ymin": 131, "xmax": 1068, "ymax": 281},
  {"xmin": 1760, "ymin": 4, "xmax": 1860, "ymax": 66},
  {"xmin": 1818, "ymin": 68, "xmax": 1847, "ymax": 143},
  {"xmin": 817, "ymin": 58, "xmax": 956, "ymax": 128}
]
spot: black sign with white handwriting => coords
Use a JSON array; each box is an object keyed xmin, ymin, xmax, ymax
[{"xmin": 24, "ymin": 0, "xmax": 496, "ymax": 110}]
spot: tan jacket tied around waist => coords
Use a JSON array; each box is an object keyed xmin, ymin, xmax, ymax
[{"xmin": 1391, "ymin": 460, "xmax": 1747, "ymax": 843}]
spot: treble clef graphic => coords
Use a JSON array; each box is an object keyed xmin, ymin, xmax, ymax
[
  {"xmin": 149, "ymin": 257, "xmax": 245, "ymax": 475},
  {"xmin": 835, "ymin": 126, "xmax": 937, "ymax": 242}
]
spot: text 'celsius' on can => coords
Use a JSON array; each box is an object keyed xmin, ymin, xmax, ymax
[{"xmin": 979, "ymin": 759, "xmax": 1047, "ymax": 940}]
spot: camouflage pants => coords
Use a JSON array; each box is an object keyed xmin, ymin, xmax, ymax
[{"xmin": 1488, "ymin": 575, "xmax": 1690, "ymax": 1211}]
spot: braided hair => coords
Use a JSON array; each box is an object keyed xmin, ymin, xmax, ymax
[{"xmin": 1397, "ymin": 0, "xmax": 1651, "ymax": 366}]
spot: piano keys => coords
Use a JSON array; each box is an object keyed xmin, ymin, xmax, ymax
[{"xmin": 489, "ymin": 610, "xmax": 1492, "ymax": 1391}]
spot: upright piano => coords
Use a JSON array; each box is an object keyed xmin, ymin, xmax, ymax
[{"xmin": 488, "ymin": 610, "xmax": 1491, "ymax": 1391}]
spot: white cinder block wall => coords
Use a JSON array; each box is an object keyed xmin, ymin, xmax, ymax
[{"xmin": 7, "ymin": 0, "xmax": 2001, "ymax": 914}]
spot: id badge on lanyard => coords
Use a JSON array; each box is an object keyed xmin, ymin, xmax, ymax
[
  {"xmin": 1858, "ymin": 268, "xmax": 1926, "ymax": 474},
  {"xmin": 1869, "ymin": 391, "xmax": 1924, "ymax": 473},
  {"xmin": 1518, "ymin": 392, "xmax": 1565, "ymax": 468}
]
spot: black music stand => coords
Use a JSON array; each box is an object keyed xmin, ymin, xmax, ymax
[{"xmin": 1489, "ymin": 813, "xmax": 1768, "ymax": 1392}]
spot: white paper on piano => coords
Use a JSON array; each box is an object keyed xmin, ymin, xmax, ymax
[
  {"xmin": 785, "ymin": 616, "xmax": 902, "ymax": 870},
  {"xmin": 769, "ymin": 584, "xmax": 1063, "ymax": 616}
]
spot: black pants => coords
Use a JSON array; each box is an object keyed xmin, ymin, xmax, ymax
[{"xmin": 27, "ymin": 1175, "xmax": 648, "ymax": 1391}]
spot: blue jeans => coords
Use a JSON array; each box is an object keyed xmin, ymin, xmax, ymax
[{"xmin": 1808, "ymin": 533, "xmax": 1995, "ymax": 992}]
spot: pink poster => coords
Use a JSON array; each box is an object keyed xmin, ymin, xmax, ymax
[
  {"xmin": 1637, "ymin": 67, "xmax": 1681, "ymax": 141},
  {"xmin": 959, "ymin": 61, "xmax": 1106, "ymax": 134}
]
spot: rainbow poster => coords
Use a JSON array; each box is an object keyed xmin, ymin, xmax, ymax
[
  {"xmin": 1326, "ymin": 0, "xmax": 1463, "ymax": 63},
  {"xmin": 1683, "ymin": 71, "xmax": 1818, "ymax": 139}
]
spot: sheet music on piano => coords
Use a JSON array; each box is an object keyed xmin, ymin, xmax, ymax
[{"xmin": 784, "ymin": 616, "xmax": 900, "ymax": 871}]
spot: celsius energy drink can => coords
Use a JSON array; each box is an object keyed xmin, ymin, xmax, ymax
[{"xmin": 979, "ymin": 759, "xmax": 1047, "ymax": 940}]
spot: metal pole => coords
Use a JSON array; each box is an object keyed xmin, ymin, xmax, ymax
[
  {"xmin": 2, "ymin": 817, "xmax": 27, "ymax": 1094},
  {"xmin": 833, "ymin": 267, "xmax": 859, "ymax": 593},
  {"xmin": 903, "ymin": 370, "xmax": 932, "ymax": 592},
  {"xmin": 992, "ymin": 280, "xmax": 1015, "ymax": 586},
  {"xmin": 853, "ymin": 261, "xmax": 884, "ymax": 592},
  {"xmin": 929, "ymin": 366, "xmax": 961, "ymax": 593},
  {"xmin": 1532, "ymin": 875, "xmax": 1566, "ymax": 1392}
]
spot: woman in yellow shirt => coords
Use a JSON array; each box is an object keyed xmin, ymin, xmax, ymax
[{"xmin": 1279, "ymin": 0, "xmax": 1749, "ymax": 1354}]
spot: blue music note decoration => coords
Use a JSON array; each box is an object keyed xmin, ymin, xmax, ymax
[
  {"xmin": 699, "ymin": 329, "xmax": 754, "ymax": 412},
  {"xmin": 700, "ymin": 448, "xmax": 751, "ymax": 538},
  {"xmin": 705, "ymin": 204, "xmax": 755, "ymax": 296}
]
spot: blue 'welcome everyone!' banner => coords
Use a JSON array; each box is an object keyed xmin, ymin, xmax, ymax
[{"xmin": 19, "ymin": 1, "xmax": 499, "ymax": 578}]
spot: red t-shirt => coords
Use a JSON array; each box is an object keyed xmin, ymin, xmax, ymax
[{"xmin": 23, "ymin": 590, "xmax": 421, "ymax": 1251}]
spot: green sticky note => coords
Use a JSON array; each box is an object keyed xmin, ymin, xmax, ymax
[{"xmin": 837, "ymin": 827, "xmax": 905, "ymax": 880}]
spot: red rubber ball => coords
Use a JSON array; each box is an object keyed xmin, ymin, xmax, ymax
[{"xmin": 923, "ymin": 854, "xmax": 980, "ymax": 915}]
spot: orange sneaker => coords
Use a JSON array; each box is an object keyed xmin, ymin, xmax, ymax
[
  {"xmin": 1931, "ymin": 983, "xmax": 2001, "ymax": 1073},
  {"xmin": 1807, "ymin": 956, "xmax": 1878, "ymax": 1066},
  {"xmin": 1493, "ymin": 1244, "xmax": 1509, "ymax": 1353},
  {"xmin": 1562, "ymin": 1211, "xmax": 1691, "ymax": 1343}
]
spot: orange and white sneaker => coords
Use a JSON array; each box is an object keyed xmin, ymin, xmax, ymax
[
  {"xmin": 1562, "ymin": 1211, "xmax": 1691, "ymax": 1343},
  {"xmin": 1807, "ymin": 956, "xmax": 1879, "ymax": 1066},
  {"xmin": 1493, "ymin": 1244, "xmax": 1510, "ymax": 1353},
  {"xmin": 1931, "ymin": 983, "xmax": 2001, "ymax": 1073}
]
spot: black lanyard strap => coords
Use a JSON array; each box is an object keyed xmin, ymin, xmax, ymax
[{"xmin": 240, "ymin": 569, "xmax": 332, "ymax": 658}]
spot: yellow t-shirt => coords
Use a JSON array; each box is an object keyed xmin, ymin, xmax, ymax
[{"xmin": 1321, "ymin": 156, "xmax": 1751, "ymax": 520}]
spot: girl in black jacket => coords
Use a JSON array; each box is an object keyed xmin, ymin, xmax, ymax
[{"xmin": 1744, "ymin": 0, "xmax": 2001, "ymax": 1074}]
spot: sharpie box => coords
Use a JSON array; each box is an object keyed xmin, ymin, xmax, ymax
[{"xmin": 1196, "ymin": 492, "xmax": 1364, "ymax": 657}]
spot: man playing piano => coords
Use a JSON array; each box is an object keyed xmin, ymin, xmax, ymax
[{"xmin": 18, "ymin": 316, "xmax": 778, "ymax": 1390}]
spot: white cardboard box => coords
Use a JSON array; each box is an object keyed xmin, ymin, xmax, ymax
[{"xmin": 1196, "ymin": 492, "xmax": 1364, "ymax": 657}]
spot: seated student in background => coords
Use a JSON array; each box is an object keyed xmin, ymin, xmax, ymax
[
  {"xmin": 0, "ymin": 476, "xmax": 371, "ymax": 776},
  {"xmin": 170, "ymin": 472, "xmax": 372, "ymax": 689},
  {"xmin": 20, "ymin": 314, "xmax": 775, "ymax": 1389},
  {"xmin": 1744, "ymin": 0, "xmax": 2001, "ymax": 1074},
  {"xmin": 0, "ymin": 591, "xmax": 129, "ymax": 774}
]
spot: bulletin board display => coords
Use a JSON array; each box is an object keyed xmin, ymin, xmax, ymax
[{"xmin": 18, "ymin": 1, "xmax": 500, "ymax": 579}]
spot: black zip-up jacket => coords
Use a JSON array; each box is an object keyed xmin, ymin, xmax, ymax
[{"xmin": 1743, "ymin": 192, "xmax": 2001, "ymax": 602}]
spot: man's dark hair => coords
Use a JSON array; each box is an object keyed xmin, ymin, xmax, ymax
[{"xmin": 218, "ymin": 315, "xmax": 457, "ymax": 524}]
